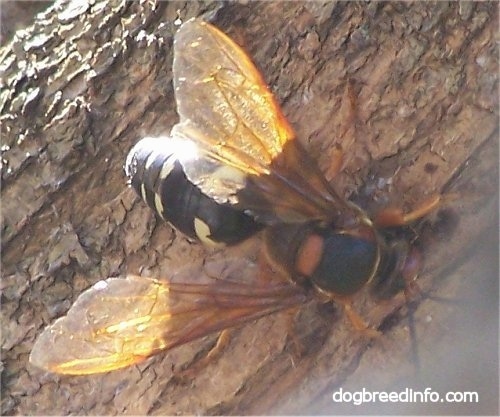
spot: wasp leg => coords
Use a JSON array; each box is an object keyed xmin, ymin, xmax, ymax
[
  {"xmin": 283, "ymin": 307, "xmax": 305, "ymax": 362},
  {"xmin": 284, "ymin": 302, "xmax": 336, "ymax": 364},
  {"xmin": 339, "ymin": 299, "xmax": 381, "ymax": 338},
  {"xmin": 341, "ymin": 79, "xmax": 358, "ymax": 139},
  {"xmin": 398, "ymin": 246, "xmax": 424, "ymax": 372},
  {"xmin": 325, "ymin": 81, "xmax": 358, "ymax": 180},
  {"xmin": 401, "ymin": 246, "xmax": 423, "ymax": 299},
  {"xmin": 173, "ymin": 329, "xmax": 233, "ymax": 381},
  {"xmin": 326, "ymin": 145, "xmax": 344, "ymax": 180}
]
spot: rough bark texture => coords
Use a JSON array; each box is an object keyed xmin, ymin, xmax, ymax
[{"xmin": 1, "ymin": 1, "xmax": 498, "ymax": 415}]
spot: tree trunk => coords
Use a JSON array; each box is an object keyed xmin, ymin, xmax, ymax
[{"xmin": 1, "ymin": 1, "xmax": 497, "ymax": 415}]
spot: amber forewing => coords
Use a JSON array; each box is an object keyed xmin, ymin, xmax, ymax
[
  {"xmin": 173, "ymin": 20, "xmax": 294, "ymax": 173},
  {"xmin": 29, "ymin": 276, "xmax": 305, "ymax": 375},
  {"xmin": 172, "ymin": 20, "xmax": 356, "ymax": 224}
]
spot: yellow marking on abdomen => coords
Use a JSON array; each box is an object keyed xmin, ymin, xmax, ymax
[
  {"xmin": 194, "ymin": 218, "xmax": 224, "ymax": 248},
  {"xmin": 154, "ymin": 193, "xmax": 164, "ymax": 218}
]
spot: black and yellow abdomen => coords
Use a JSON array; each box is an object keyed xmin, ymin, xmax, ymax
[{"xmin": 125, "ymin": 137, "xmax": 261, "ymax": 246}]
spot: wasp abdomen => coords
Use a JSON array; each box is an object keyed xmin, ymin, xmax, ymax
[{"xmin": 125, "ymin": 137, "xmax": 261, "ymax": 246}]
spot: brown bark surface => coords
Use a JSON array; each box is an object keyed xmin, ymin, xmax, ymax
[{"xmin": 1, "ymin": 1, "xmax": 498, "ymax": 415}]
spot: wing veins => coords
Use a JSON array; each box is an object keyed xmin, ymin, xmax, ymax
[
  {"xmin": 207, "ymin": 27, "xmax": 254, "ymax": 84},
  {"xmin": 172, "ymin": 20, "xmax": 358, "ymax": 223},
  {"xmin": 207, "ymin": 26, "xmax": 284, "ymax": 156},
  {"xmin": 213, "ymin": 73, "xmax": 275, "ymax": 161},
  {"xmin": 29, "ymin": 275, "xmax": 308, "ymax": 375}
]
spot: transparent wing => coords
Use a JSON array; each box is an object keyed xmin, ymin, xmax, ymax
[
  {"xmin": 29, "ymin": 275, "xmax": 306, "ymax": 375},
  {"xmin": 173, "ymin": 19, "xmax": 293, "ymax": 173},
  {"xmin": 172, "ymin": 19, "xmax": 355, "ymax": 224}
]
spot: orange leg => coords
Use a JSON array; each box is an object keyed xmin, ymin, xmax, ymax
[
  {"xmin": 174, "ymin": 329, "xmax": 233, "ymax": 380},
  {"xmin": 326, "ymin": 145, "xmax": 344, "ymax": 180},
  {"xmin": 340, "ymin": 79, "xmax": 358, "ymax": 138},
  {"xmin": 335, "ymin": 298, "xmax": 381, "ymax": 339},
  {"xmin": 326, "ymin": 81, "xmax": 357, "ymax": 180},
  {"xmin": 401, "ymin": 246, "xmax": 423, "ymax": 300},
  {"xmin": 283, "ymin": 307, "xmax": 307, "ymax": 361}
]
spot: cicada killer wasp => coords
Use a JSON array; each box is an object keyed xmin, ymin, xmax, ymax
[{"xmin": 29, "ymin": 18, "xmax": 444, "ymax": 375}]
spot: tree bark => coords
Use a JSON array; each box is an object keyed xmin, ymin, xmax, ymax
[{"xmin": 1, "ymin": 1, "xmax": 498, "ymax": 415}]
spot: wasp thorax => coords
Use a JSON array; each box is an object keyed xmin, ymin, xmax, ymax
[
  {"xmin": 264, "ymin": 223, "xmax": 380, "ymax": 297},
  {"xmin": 125, "ymin": 136, "xmax": 261, "ymax": 246}
]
